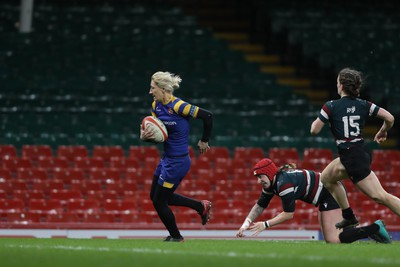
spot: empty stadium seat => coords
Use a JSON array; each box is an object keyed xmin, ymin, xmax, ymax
[
  {"xmin": 86, "ymin": 190, "xmax": 119, "ymax": 201},
  {"xmin": 70, "ymin": 180, "xmax": 103, "ymax": 194},
  {"xmin": 92, "ymin": 145, "xmax": 125, "ymax": 161},
  {"xmin": 6, "ymin": 212, "xmax": 42, "ymax": 223},
  {"xmin": 2, "ymin": 157, "xmax": 33, "ymax": 173},
  {"xmin": 52, "ymin": 168, "xmax": 85, "ymax": 185},
  {"xmin": 88, "ymin": 168, "xmax": 120, "ymax": 184},
  {"xmin": 73, "ymin": 157, "xmax": 105, "ymax": 170},
  {"xmin": 12, "ymin": 190, "xmax": 45, "ymax": 206},
  {"xmin": 129, "ymin": 146, "xmax": 160, "ymax": 163},
  {"xmin": 21, "ymin": 145, "xmax": 53, "ymax": 161},
  {"xmin": 302, "ymin": 148, "xmax": 334, "ymax": 161},
  {"xmin": 66, "ymin": 199, "xmax": 100, "ymax": 217},
  {"xmin": 37, "ymin": 157, "xmax": 70, "ymax": 170},
  {"xmin": 49, "ymin": 189, "xmax": 83, "ymax": 204},
  {"xmin": 109, "ymin": 157, "xmax": 140, "ymax": 170},
  {"xmin": 103, "ymin": 199, "xmax": 137, "ymax": 215},
  {"xmin": 83, "ymin": 213, "xmax": 115, "ymax": 223},
  {"xmin": 268, "ymin": 147, "xmax": 299, "ymax": 166},
  {"xmin": 31, "ymin": 179, "xmax": 64, "ymax": 195},
  {"xmin": 16, "ymin": 168, "xmax": 48, "ymax": 182},
  {"xmin": 57, "ymin": 145, "xmax": 88, "ymax": 161},
  {"xmin": 47, "ymin": 212, "xmax": 80, "ymax": 223},
  {"xmin": 0, "ymin": 145, "xmax": 17, "ymax": 159},
  {"xmin": 0, "ymin": 198, "xmax": 25, "ymax": 217},
  {"xmin": 0, "ymin": 168, "xmax": 12, "ymax": 180},
  {"xmin": 200, "ymin": 146, "xmax": 230, "ymax": 162}
]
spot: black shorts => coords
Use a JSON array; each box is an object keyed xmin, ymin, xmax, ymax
[
  {"xmin": 339, "ymin": 145, "xmax": 372, "ymax": 183},
  {"xmin": 318, "ymin": 187, "xmax": 340, "ymax": 212}
]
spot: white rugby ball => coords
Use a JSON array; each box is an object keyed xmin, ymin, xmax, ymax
[{"xmin": 141, "ymin": 116, "xmax": 168, "ymax": 143}]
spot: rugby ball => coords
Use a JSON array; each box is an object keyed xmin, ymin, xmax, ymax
[{"xmin": 141, "ymin": 116, "xmax": 168, "ymax": 143}]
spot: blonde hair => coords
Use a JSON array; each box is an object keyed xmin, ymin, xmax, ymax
[
  {"xmin": 278, "ymin": 163, "xmax": 297, "ymax": 172},
  {"xmin": 151, "ymin": 71, "xmax": 182, "ymax": 94}
]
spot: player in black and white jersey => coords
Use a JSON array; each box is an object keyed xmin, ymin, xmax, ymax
[
  {"xmin": 310, "ymin": 68, "xmax": 400, "ymax": 229},
  {"xmin": 236, "ymin": 158, "xmax": 391, "ymax": 243}
]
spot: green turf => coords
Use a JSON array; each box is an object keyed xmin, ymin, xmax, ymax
[{"xmin": 0, "ymin": 238, "xmax": 399, "ymax": 267}]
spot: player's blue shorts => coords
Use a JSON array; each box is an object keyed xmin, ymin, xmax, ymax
[{"xmin": 154, "ymin": 154, "xmax": 191, "ymax": 190}]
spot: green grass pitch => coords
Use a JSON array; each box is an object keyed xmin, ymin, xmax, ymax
[{"xmin": 0, "ymin": 238, "xmax": 399, "ymax": 267}]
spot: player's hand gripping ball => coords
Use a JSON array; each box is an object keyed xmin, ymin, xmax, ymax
[{"xmin": 140, "ymin": 116, "xmax": 168, "ymax": 143}]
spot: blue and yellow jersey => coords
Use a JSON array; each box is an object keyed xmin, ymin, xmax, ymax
[
  {"xmin": 151, "ymin": 96, "xmax": 199, "ymax": 157},
  {"xmin": 257, "ymin": 169, "xmax": 323, "ymax": 212},
  {"xmin": 318, "ymin": 96, "xmax": 380, "ymax": 149}
]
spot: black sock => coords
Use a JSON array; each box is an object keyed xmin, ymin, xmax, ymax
[
  {"xmin": 169, "ymin": 193, "xmax": 203, "ymax": 213},
  {"xmin": 342, "ymin": 207, "xmax": 356, "ymax": 220},
  {"xmin": 339, "ymin": 224, "xmax": 379, "ymax": 243},
  {"xmin": 152, "ymin": 185, "xmax": 182, "ymax": 238}
]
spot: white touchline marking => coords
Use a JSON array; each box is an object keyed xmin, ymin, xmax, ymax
[{"xmin": 3, "ymin": 244, "xmax": 399, "ymax": 265}]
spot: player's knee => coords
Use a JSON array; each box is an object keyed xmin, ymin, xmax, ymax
[{"xmin": 371, "ymin": 192, "xmax": 390, "ymax": 205}]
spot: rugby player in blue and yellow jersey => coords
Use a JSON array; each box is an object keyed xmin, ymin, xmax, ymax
[
  {"xmin": 236, "ymin": 158, "xmax": 391, "ymax": 243},
  {"xmin": 140, "ymin": 71, "xmax": 213, "ymax": 242},
  {"xmin": 311, "ymin": 68, "xmax": 400, "ymax": 230}
]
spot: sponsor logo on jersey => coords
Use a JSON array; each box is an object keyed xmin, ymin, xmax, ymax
[
  {"xmin": 347, "ymin": 106, "xmax": 356, "ymax": 113},
  {"xmin": 164, "ymin": 121, "xmax": 177, "ymax": 125},
  {"xmin": 168, "ymin": 108, "xmax": 173, "ymax": 114}
]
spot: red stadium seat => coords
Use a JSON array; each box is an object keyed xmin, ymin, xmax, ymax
[
  {"xmin": 31, "ymin": 179, "xmax": 64, "ymax": 195},
  {"xmin": 8, "ymin": 179, "xmax": 29, "ymax": 191},
  {"xmin": 303, "ymin": 148, "xmax": 334, "ymax": 162},
  {"xmin": 0, "ymin": 145, "xmax": 17, "ymax": 159},
  {"xmin": 47, "ymin": 212, "xmax": 80, "ymax": 223},
  {"xmin": 57, "ymin": 145, "xmax": 88, "ymax": 161},
  {"xmin": 0, "ymin": 198, "xmax": 25, "ymax": 216},
  {"xmin": 213, "ymin": 199, "xmax": 249, "ymax": 213},
  {"xmin": 53, "ymin": 168, "xmax": 85, "ymax": 185},
  {"xmin": 84, "ymin": 213, "xmax": 115, "ymax": 223},
  {"xmin": 180, "ymin": 179, "xmax": 211, "ymax": 192},
  {"xmin": 16, "ymin": 168, "xmax": 48, "ymax": 182},
  {"xmin": 66, "ymin": 199, "xmax": 100, "ymax": 217},
  {"xmin": 28, "ymin": 199, "xmax": 63, "ymax": 215},
  {"xmin": 12, "ymin": 189, "xmax": 45, "ymax": 206},
  {"xmin": 92, "ymin": 146, "xmax": 125, "ymax": 161},
  {"xmin": 86, "ymin": 190, "xmax": 119, "ymax": 201},
  {"xmin": 2, "ymin": 157, "xmax": 33, "ymax": 173},
  {"xmin": 372, "ymin": 149, "xmax": 400, "ymax": 165},
  {"xmin": 109, "ymin": 157, "xmax": 140, "ymax": 170},
  {"xmin": 234, "ymin": 147, "xmax": 265, "ymax": 165},
  {"xmin": 129, "ymin": 146, "xmax": 160, "ymax": 163},
  {"xmin": 120, "ymin": 213, "xmax": 140, "ymax": 223},
  {"xmin": 105, "ymin": 180, "xmax": 137, "ymax": 196},
  {"xmin": 7, "ymin": 212, "xmax": 42, "ymax": 223},
  {"xmin": 0, "ymin": 190, "xmax": 7, "ymax": 199},
  {"xmin": 191, "ymin": 157, "xmax": 211, "ymax": 173},
  {"xmin": 88, "ymin": 168, "xmax": 120, "ymax": 184},
  {"xmin": 200, "ymin": 146, "xmax": 230, "ymax": 163},
  {"xmin": 21, "ymin": 145, "xmax": 53, "ymax": 161},
  {"xmin": 70, "ymin": 180, "xmax": 103, "ymax": 195},
  {"xmin": 103, "ymin": 199, "xmax": 137, "ymax": 215},
  {"xmin": 143, "ymin": 157, "xmax": 159, "ymax": 170},
  {"xmin": 210, "ymin": 191, "xmax": 228, "ymax": 201},
  {"xmin": 37, "ymin": 157, "xmax": 70, "ymax": 170},
  {"xmin": 0, "ymin": 168, "xmax": 12, "ymax": 180},
  {"xmin": 73, "ymin": 157, "xmax": 105, "ymax": 171},
  {"xmin": 188, "ymin": 146, "xmax": 196, "ymax": 159},
  {"xmin": 300, "ymin": 159, "xmax": 330, "ymax": 172},
  {"xmin": 49, "ymin": 189, "xmax": 83, "ymax": 204},
  {"xmin": 268, "ymin": 147, "xmax": 299, "ymax": 166}
]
